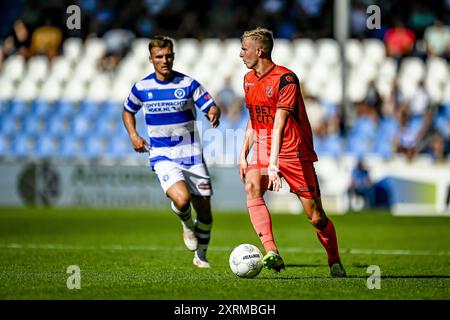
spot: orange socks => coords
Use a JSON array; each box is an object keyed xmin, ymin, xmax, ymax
[
  {"xmin": 247, "ymin": 197, "xmax": 277, "ymax": 253},
  {"xmin": 316, "ymin": 219, "xmax": 341, "ymax": 265}
]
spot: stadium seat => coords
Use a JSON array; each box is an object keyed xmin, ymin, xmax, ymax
[
  {"xmin": 372, "ymin": 117, "xmax": 399, "ymax": 159},
  {"xmin": 272, "ymin": 39, "xmax": 293, "ymax": 66},
  {"xmin": 35, "ymin": 135, "xmax": 59, "ymax": 159},
  {"xmin": 177, "ymin": 38, "xmax": 201, "ymax": 68},
  {"xmin": 49, "ymin": 56, "xmax": 72, "ymax": 83},
  {"xmin": 345, "ymin": 39, "xmax": 363, "ymax": 67},
  {"xmin": 399, "ymin": 57, "xmax": 425, "ymax": 83},
  {"xmin": 59, "ymin": 136, "xmax": 83, "ymax": 159},
  {"xmin": 72, "ymin": 59, "xmax": 97, "ymax": 85},
  {"xmin": 9, "ymin": 99, "xmax": 29, "ymax": 119},
  {"xmin": 70, "ymin": 115, "xmax": 92, "ymax": 138},
  {"xmin": 79, "ymin": 100, "xmax": 103, "ymax": 119},
  {"xmin": 15, "ymin": 79, "xmax": 39, "ymax": 102},
  {"xmin": 39, "ymin": 78, "xmax": 62, "ymax": 102},
  {"xmin": 62, "ymin": 80, "xmax": 86, "ymax": 103},
  {"xmin": 426, "ymin": 57, "xmax": 448, "ymax": 85},
  {"xmin": 11, "ymin": 134, "xmax": 35, "ymax": 159},
  {"xmin": 0, "ymin": 135, "xmax": 10, "ymax": 157},
  {"xmin": 1, "ymin": 54, "xmax": 25, "ymax": 82},
  {"xmin": 1, "ymin": 114, "xmax": 21, "ymax": 137},
  {"xmin": 86, "ymin": 74, "xmax": 110, "ymax": 103},
  {"xmin": 363, "ymin": 39, "xmax": 386, "ymax": 66},
  {"xmin": 378, "ymin": 58, "xmax": 398, "ymax": 82},
  {"xmin": 55, "ymin": 99, "xmax": 76, "ymax": 118},
  {"xmin": 31, "ymin": 99, "xmax": 52, "ymax": 118},
  {"xmin": 130, "ymin": 38, "xmax": 151, "ymax": 64},
  {"xmin": 46, "ymin": 115, "xmax": 70, "ymax": 137},
  {"xmin": 200, "ymin": 38, "xmax": 223, "ymax": 66},
  {"xmin": 22, "ymin": 115, "xmax": 45, "ymax": 136},
  {"xmin": 84, "ymin": 135, "xmax": 106, "ymax": 160},
  {"xmin": 293, "ymin": 39, "xmax": 316, "ymax": 65},
  {"xmin": 316, "ymin": 38, "xmax": 340, "ymax": 66},
  {"xmin": 26, "ymin": 56, "xmax": 49, "ymax": 83},
  {"xmin": 0, "ymin": 78, "xmax": 15, "ymax": 101},
  {"xmin": 63, "ymin": 37, "xmax": 83, "ymax": 62},
  {"xmin": 83, "ymin": 37, "xmax": 107, "ymax": 62},
  {"xmin": 314, "ymin": 133, "xmax": 343, "ymax": 158}
]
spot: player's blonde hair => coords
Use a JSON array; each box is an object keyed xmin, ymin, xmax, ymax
[
  {"xmin": 241, "ymin": 27, "xmax": 274, "ymax": 56},
  {"xmin": 148, "ymin": 35, "xmax": 174, "ymax": 52}
]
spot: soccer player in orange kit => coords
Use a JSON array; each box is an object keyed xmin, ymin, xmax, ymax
[{"xmin": 238, "ymin": 27, "xmax": 346, "ymax": 277}]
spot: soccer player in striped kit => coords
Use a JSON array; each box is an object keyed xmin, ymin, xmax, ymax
[
  {"xmin": 239, "ymin": 28, "xmax": 346, "ymax": 277},
  {"xmin": 122, "ymin": 36, "xmax": 220, "ymax": 268}
]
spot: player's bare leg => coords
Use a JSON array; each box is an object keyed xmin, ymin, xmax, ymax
[
  {"xmin": 191, "ymin": 195, "xmax": 213, "ymax": 268},
  {"xmin": 299, "ymin": 196, "xmax": 346, "ymax": 277},
  {"xmin": 245, "ymin": 169, "xmax": 284, "ymax": 272},
  {"xmin": 166, "ymin": 181, "xmax": 198, "ymax": 252}
]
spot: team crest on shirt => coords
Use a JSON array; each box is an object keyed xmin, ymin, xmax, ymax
[
  {"xmin": 266, "ymin": 86, "xmax": 273, "ymax": 97},
  {"xmin": 174, "ymin": 88, "xmax": 185, "ymax": 99},
  {"xmin": 147, "ymin": 92, "xmax": 153, "ymax": 99}
]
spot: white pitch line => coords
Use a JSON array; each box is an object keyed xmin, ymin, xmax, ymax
[{"xmin": 1, "ymin": 243, "xmax": 449, "ymax": 256}]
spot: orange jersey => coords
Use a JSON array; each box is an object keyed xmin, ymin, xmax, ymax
[{"xmin": 243, "ymin": 64, "xmax": 318, "ymax": 162}]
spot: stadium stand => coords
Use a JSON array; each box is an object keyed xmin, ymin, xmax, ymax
[{"xmin": 0, "ymin": 0, "xmax": 449, "ymax": 164}]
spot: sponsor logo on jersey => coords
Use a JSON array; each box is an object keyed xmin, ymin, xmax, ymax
[
  {"xmin": 285, "ymin": 75, "xmax": 294, "ymax": 83},
  {"xmin": 163, "ymin": 174, "xmax": 170, "ymax": 182}
]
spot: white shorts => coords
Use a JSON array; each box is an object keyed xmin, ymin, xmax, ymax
[{"xmin": 154, "ymin": 161, "xmax": 213, "ymax": 196}]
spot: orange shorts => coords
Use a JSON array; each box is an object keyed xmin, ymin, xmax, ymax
[{"xmin": 246, "ymin": 156, "xmax": 321, "ymax": 199}]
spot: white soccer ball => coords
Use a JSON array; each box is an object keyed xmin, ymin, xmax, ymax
[{"xmin": 229, "ymin": 244, "xmax": 263, "ymax": 278}]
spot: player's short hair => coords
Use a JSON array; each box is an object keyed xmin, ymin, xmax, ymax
[
  {"xmin": 149, "ymin": 35, "xmax": 174, "ymax": 52},
  {"xmin": 241, "ymin": 27, "xmax": 274, "ymax": 56}
]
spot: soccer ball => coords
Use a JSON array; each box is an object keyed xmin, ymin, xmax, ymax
[{"xmin": 229, "ymin": 244, "xmax": 263, "ymax": 278}]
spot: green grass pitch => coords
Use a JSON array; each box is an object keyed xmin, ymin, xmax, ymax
[{"xmin": 0, "ymin": 207, "xmax": 449, "ymax": 300}]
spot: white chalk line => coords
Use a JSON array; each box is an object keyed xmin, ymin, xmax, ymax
[{"xmin": 1, "ymin": 243, "xmax": 449, "ymax": 256}]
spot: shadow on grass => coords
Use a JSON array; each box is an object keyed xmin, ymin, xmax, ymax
[{"xmin": 257, "ymin": 273, "xmax": 450, "ymax": 280}]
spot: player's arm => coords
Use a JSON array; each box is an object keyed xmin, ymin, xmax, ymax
[
  {"xmin": 239, "ymin": 119, "xmax": 254, "ymax": 183},
  {"xmin": 268, "ymin": 109, "xmax": 290, "ymax": 191},
  {"xmin": 122, "ymin": 110, "xmax": 148, "ymax": 153}
]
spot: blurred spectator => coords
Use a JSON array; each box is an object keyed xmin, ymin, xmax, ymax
[
  {"xmin": 100, "ymin": 25, "xmax": 135, "ymax": 72},
  {"xmin": 1, "ymin": 19, "xmax": 31, "ymax": 61},
  {"xmin": 350, "ymin": 1, "xmax": 368, "ymax": 39},
  {"xmin": 365, "ymin": 80, "xmax": 383, "ymax": 118},
  {"xmin": 393, "ymin": 107, "xmax": 418, "ymax": 160},
  {"xmin": 30, "ymin": 18, "xmax": 62, "ymax": 59},
  {"xmin": 384, "ymin": 19, "xmax": 416, "ymax": 62},
  {"xmin": 348, "ymin": 159, "xmax": 374, "ymax": 211},
  {"xmin": 424, "ymin": 19, "xmax": 450, "ymax": 59},
  {"xmin": 408, "ymin": 80, "xmax": 430, "ymax": 117},
  {"xmin": 408, "ymin": 3, "xmax": 437, "ymax": 38},
  {"xmin": 215, "ymin": 76, "xmax": 236, "ymax": 111},
  {"xmin": 293, "ymin": 0, "xmax": 329, "ymax": 38}
]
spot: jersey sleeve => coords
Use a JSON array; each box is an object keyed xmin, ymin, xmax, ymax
[
  {"xmin": 276, "ymin": 73, "xmax": 300, "ymax": 112},
  {"xmin": 192, "ymin": 80, "xmax": 216, "ymax": 113},
  {"xmin": 123, "ymin": 84, "xmax": 143, "ymax": 114}
]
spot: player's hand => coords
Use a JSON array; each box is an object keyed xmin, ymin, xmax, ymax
[
  {"xmin": 206, "ymin": 106, "xmax": 221, "ymax": 128},
  {"xmin": 130, "ymin": 134, "xmax": 149, "ymax": 153},
  {"xmin": 267, "ymin": 164, "xmax": 282, "ymax": 192},
  {"xmin": 239, "ymin": 158, "xmax": 248, "ymax": 183}
]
